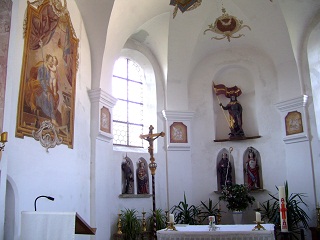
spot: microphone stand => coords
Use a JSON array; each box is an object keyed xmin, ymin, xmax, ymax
[{"xmin": 34, "ymin": 195, "xmax": 55, "ymax": 211}]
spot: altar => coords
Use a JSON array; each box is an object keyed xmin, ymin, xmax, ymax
[{"xmin": 157, "ymin": 224, "xmax": 275, "ymax": 240}]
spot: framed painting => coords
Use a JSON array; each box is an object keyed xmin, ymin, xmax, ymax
[
  {"xmin": 16, "ymin": 0, "xmax": 78, "ymax": 148},
  {"xmin": 100, "ymin": 106, "xmax": 111, "ymax": 134},
  {"xmin": 170, "ymin": 122, "xmax": 188, "ymax": 143},
  {"xmin": 285, "ymin": 111, "xmax": 303, "ymax": 136}
]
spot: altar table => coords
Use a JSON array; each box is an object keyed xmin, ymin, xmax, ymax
[{"xmin": 157, "ymin": 224, "xmax": 275, "ymax": 240}]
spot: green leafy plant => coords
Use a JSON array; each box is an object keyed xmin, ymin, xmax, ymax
[
  {"xmin": 121, "ymin": 208, "xmax": 141, "ymax": 240},
  {"xmin": 219, "ymin": 184, "xmax": 255, "ymax": 211},
  {"xmin": 261, "ymin": 181, "xmax": 310, "ymax": 239},
  {"xmin": 147, "ymin": 208, "xmax": 167, "ymax": 231},
  {"xmin": 198, "ymin": 198, "xmax": 220, "ymax": 224},
  {"xmin": 171, "ymin": 192, "xmax": 200, "ymax": 225}
]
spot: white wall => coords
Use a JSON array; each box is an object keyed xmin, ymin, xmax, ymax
[{"xmin": 1, "ymin": 0, "xmax": 92, "ymax": 239}]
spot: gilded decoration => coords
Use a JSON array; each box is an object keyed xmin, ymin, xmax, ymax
[
  {"xmin": 204, "ymin": 7, "xmax": 251, "ymax": 42},
  {"xmin": 170, "ymin": 122, "xmax": 187, "ymax": 143},
  {"xmin": 16, "ymin": 0, "xmax": 79, "ymax": 149},
  {"xmin": 170, "ymin": 0, "xmax": 202, "ymax": 18},
  {"xmin": 285, "ymin": 111, "xmax": 303, "ymax": 136}
]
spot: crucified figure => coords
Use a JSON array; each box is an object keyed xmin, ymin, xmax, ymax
[{"xmin": 140, "ymin": 125, "xmax": 165, "ymax": 240}]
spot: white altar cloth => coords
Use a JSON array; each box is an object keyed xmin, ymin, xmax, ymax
[
  {"xmin": 157, "ymin": 224, "xmax": 275, "ymax": 240},
  {"xmin": 21, "ymin": 212, "xmax": 76, "ymax": 240}
]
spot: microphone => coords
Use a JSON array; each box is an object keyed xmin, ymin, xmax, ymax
[{"xmin": 34, "ymin": 195, "xmax": 55, "ymax": 211}]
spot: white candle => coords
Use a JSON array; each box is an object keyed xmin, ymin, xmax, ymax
[
  {"xmin": 169, "ymin": 214, "xmax": 174, "ymax": 223},
  {"xmin": 278, "ymin": 186, "xmax": 288, "ymax": 232},
  {"xmin": 255, "ymin": 212, "xmax": 261, "ymax": 222},
  {"xmin": 256, "ymin": 201, "xmax": 260, "ymax": 209}
]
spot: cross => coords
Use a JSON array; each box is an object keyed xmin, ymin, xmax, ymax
[
  {"xmin": 140, "ymin": 125, "xmax": 165, "ymax": 175},
  {"xmin": 140, "ymin": 125, "xmax": 165, "ymax": 240},
  {"xmin": 280, "ymin": 198, "xmax": 287, "ymax": 219}
]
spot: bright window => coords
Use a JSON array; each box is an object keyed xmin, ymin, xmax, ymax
[{"xmin": 112, "ymin": 57, "xmax": 145, "ymax": 147}]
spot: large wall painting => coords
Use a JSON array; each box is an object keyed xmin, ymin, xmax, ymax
[
  {"xmin": 16, "ymin": 0, "xmax": 78, "ymax": 148},
  {"xmin": 0, "ymin": 0, "xmax": 12, "ymax": 131}
]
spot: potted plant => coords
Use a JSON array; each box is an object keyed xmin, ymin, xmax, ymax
[
  {"xmin": 121, "ymin": 208, "xmax": 141, "ymax": 240},
  {"xmin": 171, "ymin": 192, "xmax": 200, "ymax": 225},
  {"xmin": 261, "ymin": 181, "xmax": 310, "ymax": 239},
  {"xmin": 219, "ymin": 184, "xmax": 255, "ymax": 224}
]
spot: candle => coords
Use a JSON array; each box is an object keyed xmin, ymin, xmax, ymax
[
  {"xmin": 169, "ymin": 214, "xmax": 174, "ymax": 223},
  {"xmin": 278, "ymin": 186, "xmax": 288, "ymax": 232},
  {"xmin": 217, "ymin": 202, "xmax": 220, "ymax": 209},
  {"xmin": 255, "ymin": 212, "xmax": 261, "ymax": 222},
  {"xmin": 256, "ymin": 201, "xmax": 260, "ymax": 209}
]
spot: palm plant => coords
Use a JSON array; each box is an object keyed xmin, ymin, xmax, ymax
[
  {"xmin": 147, "ymin": 208, "xmax": 167, "ymax": 231},
  {"xmin": 261, "ymin": 181, "xmax": 310, "ymax": 239},
  {"xmin": 198, "ymin": 198, "xmax": 220, "ymax": 224},
  {"xmin": 171, "ymin": 192, "xmax": 200, "ymax": 225},
  {"xmin": 121, "ymin": 208, "xmax": 141, "ymax": 240}
]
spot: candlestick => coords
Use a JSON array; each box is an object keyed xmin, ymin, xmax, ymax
[
  {"xmin": 252, "ymin": 221, "xmax": 266, "ymax": 231},
  {"xmin": 142, "ymin": 211, "xmax": 147, "ymax": 232},
  {"xmin": 117, "ymin": 214, "xmax": 122, "ymax": 234},
  {"xmin": 316, "ymin": 206, "xmax": 320, "ymax": 229}
]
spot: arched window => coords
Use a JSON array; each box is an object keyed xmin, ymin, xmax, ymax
[{"xmin": 112, "ymin": 57, "xmax": 145, "ymax": 147}]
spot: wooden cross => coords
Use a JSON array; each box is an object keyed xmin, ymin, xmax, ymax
[{"xmin": 140, "ymin": 125, "xmax": 165, "ymax": 240}]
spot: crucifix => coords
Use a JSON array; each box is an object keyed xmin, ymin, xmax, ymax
[{"xmin": 140, "ymin": 125, "xmax": 165, "ymax": 240}]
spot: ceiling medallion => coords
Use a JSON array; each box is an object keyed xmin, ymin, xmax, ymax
[
  {"xmin": 204, "ymin": 7, "xmax": 251, "ymax": 42},
  {"xmin": 170, "ymin": 0, "xmax": 202, "ymax": 18}
]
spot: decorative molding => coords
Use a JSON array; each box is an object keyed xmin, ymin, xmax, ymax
[
  {"xmin": 275, "ymin": 95, "xmax": 308, "ymax": 112},
  {"xmin": 275, "ymin": 95, "xmax": 309, "ymax": 144},
  {"xmin": 88, "ymin": 88, "xmax": 117, "ymax": 108},
  {"xmin": 88, "ymin": 88, "xmax": 117, "ymax": 143},
  {"xmin": 32, "ymin": 120, "xmax": 63, "ymax": 152},
  {"xmin": 162, "ymin": 110, "xmax": 194, "ymax": 151}
]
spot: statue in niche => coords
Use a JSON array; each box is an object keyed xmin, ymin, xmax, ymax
[
  {"xmin": 121, "ymin": 157, "xmax": 134, "ymax": 194},
  {"xmin": 213, "ymin": 83, "xmax": 245, "ymax": 139},
  {"xmin": 244, "ymin": 147, "xmax": 261, "ymax": 190},
  {"xmin": 136, "ymin": 159, "xmax": 149, "ymax": 194},
  {"xmin": 217, "ymin": 152, "xmax": 233, "ymax": 191}
]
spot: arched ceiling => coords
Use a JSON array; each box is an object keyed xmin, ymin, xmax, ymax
[{"xmin": 75, "ymin": 0, "xmax": 320, "ymax": 89}]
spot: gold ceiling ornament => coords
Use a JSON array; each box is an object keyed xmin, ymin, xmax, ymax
[
  {"xmin": 204, "ymin": 7, "xmax": 251, "ymax": 42},
  {"xmin": 170, "ymin": 0, "xmax": 202, "ymax": 18}
]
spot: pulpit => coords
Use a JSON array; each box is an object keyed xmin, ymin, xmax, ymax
[{"xmin": 21, "ymin": 211, "xmax": 96, "ymax": 240}]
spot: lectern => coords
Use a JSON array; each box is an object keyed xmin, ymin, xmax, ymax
[{"xmin": 21, "ymin": 212, "xmax": 96, "ymax": 240}]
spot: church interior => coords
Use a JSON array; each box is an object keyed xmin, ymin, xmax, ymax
[{"xmin": 0, "ymin": 0, "xmax": 320, "ymax": 239}]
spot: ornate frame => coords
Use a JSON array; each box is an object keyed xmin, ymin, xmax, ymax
[
  {"xmin": 285, "ymin": 111, "xmax": 303, "ymax": 136},
  {"xmin": 16, "ymin": 0, "xmax": 78, "ymax": 148}
]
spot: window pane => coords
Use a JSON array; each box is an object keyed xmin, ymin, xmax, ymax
[
  {"xmin": 113, "ymin": 100, "xmax": 127, "ymax": 122},
  {"xmin": 128, "ymin": 102, "xmax": 143, "ymax": 123},
  {"xmin": 113, "ymin": 77, "xmax": 127, "ymax": 100},
  {"xmin": 128, "ymin": 124, "xmax": 143, "ymax": 147},
  {"xmin": 113, "ymin": 58, "xmax": 127, "ymax": 78},
  {"xmin": 128, "ymin": 81, "xmax": 143, "ymax": 103},
  {"xmin": 113, "ymin": 122, "xmax": 128, "ymax": 145},
  {"xmin": 128, "ymin": 60, "xmax": 143, "ymax": 82}
]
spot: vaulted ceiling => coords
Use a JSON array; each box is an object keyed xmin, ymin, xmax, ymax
[{"xmin": 75, "ymin": 0, "xmax": 320, "ymax": 88}]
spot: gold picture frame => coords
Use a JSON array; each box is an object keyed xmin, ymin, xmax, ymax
[
  {"xmin": 170, "ymin": 122, "xmax": 188, "ymax": 143},
  {"xmin": 285, "ymin": 111, "xmax": 303, "ymax": 136},
  {"xmin": 16, "ymin": 0, "xmax": 78, "ymax": 148}
]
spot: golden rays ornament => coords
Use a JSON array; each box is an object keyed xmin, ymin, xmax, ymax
[{"xmin": 204, "ymin": 7, "xmax": 251, "ymax": 42}]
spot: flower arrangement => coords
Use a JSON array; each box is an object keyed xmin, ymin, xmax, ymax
[{"xmin": 219, "ymin": 184, "xmax": 255, "ymax": 212}]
